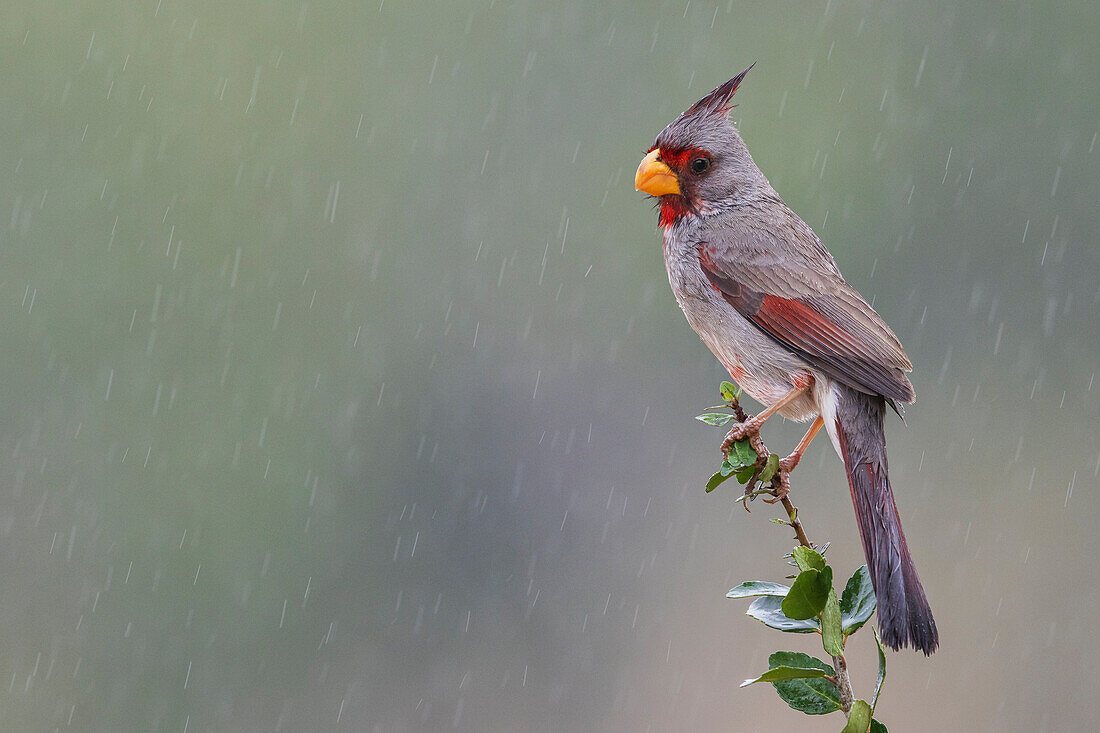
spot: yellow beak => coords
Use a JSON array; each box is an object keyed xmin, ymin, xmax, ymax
[{"xmin": 634, "ymin": 149, "xmax": 681, "ymax": 197}]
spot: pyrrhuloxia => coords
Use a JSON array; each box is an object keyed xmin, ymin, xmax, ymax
[{"xmin": 635, "ymin": 65, "xmax": 937, "ymax": 654}]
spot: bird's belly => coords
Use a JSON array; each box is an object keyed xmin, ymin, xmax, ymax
[
  {"xmin": 662, "ymin": 228, "xmax": 819, "ymax": 421},
  {"xmin": 685, "ymin": 307, "xmax": 821, "ymax": 422}
]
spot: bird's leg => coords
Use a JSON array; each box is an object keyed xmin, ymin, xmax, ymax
[
  {"xmin": 738, "ymin": 432, "xmax": 773, "ymax": 510},
  {"xmin": 779, "ymin": 415, "xmax": 824, "ymax": 474},
  {"xmin": 721, "ymin": 385, "xmax": 808, "ymax": 458},
  {"xmin": 763, "ymin": 415, "xmax": 823, "ymax": 504}
]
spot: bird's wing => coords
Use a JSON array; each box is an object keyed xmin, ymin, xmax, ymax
[{"xmin": 697, "ymin": 223, "xmax": 915, "ymax": 403}]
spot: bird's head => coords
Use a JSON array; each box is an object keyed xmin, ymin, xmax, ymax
[{"xmin": 635, "ymin": 64, "xmax": 768, "ymax": 227}]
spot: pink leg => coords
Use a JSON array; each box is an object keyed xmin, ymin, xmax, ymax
[
  {"xmin": 762, "ymin": 416, "xmax": 824, "ymax": 503},
  {"xmin": 721, "ymin": 385, "xmax": 809, "ymax": 458}
]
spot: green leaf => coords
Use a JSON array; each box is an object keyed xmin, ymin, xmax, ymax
[
  {"xmin": 821, "ymin": 588, "xmax": 844, "ymax": 657},
  {"xmin": 696, "ymin": 413, "xmax": 737, "ymax": 427},
  {"xmin": 719, "ymin": 458, "xmax": 737, "ymax": 477},
  {"xmin": 766, "ymin": 652, "xmax": 842, "ymax": 715},
  {"xmin": 840, "ymin": 565, "xmax": 877, "ymax": 634},
  {"xmin": 792, "ymin": 546, "xmax": 826, "ymax": 572},
  {"xmin": 705, "ymin": 471, "xmax": 734, "ymax": 493},
  {"xmin": 870, "ymin": 719, "xmax": 888, "ymax": 733},
  {"xmin": 781, "ymin": 566, "xmax": 833, "ymax": 620},
  {"xmin": 872, "ymin": 628, "xmax": 887, "ymax": 713},
  {"xmin": 719, "ymin": 381, "xmax": 738, "ymax": 403},
  {"xmin": 735, "ymin": 466, "xmax": 756, "ymax": 484},
  {"xmin": 745, "ymin": 596, "xmax": 820, "ymax": 633},
  {"xmin": 740, "ymin": 665, "xmax": 829, "ymax": 688},
  {"xmin": 733, "ymin": 439, "xmax": 757, "ymax": 468},
  {"xmin": 726, "ymin": 581, "xmax": 790, "ymax": 599},
  {"xmin": 722, "ymin": 442, "xmax": 756, "ymax": 473},
  {"xmin": 842, "ymin": 700, "xmax": 872, "ymax": 733},
  {"xmin": 759, "ymin": 452, "xmax": 780, "ymax": 482}
]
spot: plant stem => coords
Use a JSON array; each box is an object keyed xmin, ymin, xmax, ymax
[
  {"xmin": 778, "ymin": 494, "xmax": 812, "ymax": 550},
  {"xmin": 772, "ymin": 477, "xmax": 850, "ymax": 712},
  {"xmin": 730, "ymin": 395, "xmax": 812, "ymax": 550},
  {"xmin": 727, "ymin": 392, "xmax": 854, "ymax": 715},
  {"xmin": 833, "ymin": 653, "xmax": 853, "ymax": 714}
]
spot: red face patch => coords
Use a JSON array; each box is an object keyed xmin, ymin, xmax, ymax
[
  {"xmin": 652, "ymin": 146, "xmax": 710, "ymax": 228},
  {"xmin": 658, "ymin": 146, "xmax": 709, "ymax": 172}
]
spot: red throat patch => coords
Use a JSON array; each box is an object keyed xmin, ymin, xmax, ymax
[{"xmin": 658, "ymin": 197, "xmax": 691, "ymax": 228}]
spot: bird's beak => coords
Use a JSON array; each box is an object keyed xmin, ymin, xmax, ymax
[{"xmin": 635, "ymin": 149, "xmax": 680, "ymax": 197}]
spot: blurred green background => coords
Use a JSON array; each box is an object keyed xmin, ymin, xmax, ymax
[{"xmin": 1, "ymin": 1, "xmax": 1097, "ymax": 730}]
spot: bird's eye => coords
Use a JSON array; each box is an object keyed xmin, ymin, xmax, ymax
[{"xmin": 690, "ymin": 157, "xmax": 710, "ymax": 174}]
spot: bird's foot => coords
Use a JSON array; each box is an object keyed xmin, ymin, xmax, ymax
[
  {"xmin": 740, "ymin": 482, "xmax": 755, "ymax": 512},
  {"xmin": 762, "ymin": 454, "xmax": 798, "ymax": 504},
  {"xmin": 748, "ymin": 433, "xmax": 769, "ymax": 462},
  {"xmin": 736, "ymin": 436, "xmax": 773, "ymax": 513},
  {"xmin": 762, "ymin": 470, "xmax": 791, "ymax": 504},
  {"xmin": 761, "ymin": 451, "xmax": 796, "ymax": 501},
  {"xmin": 777, "ymin": 454, "xmax": 800, "ymax": 475},
  {"xmin": 720, "ymin": 415, "xmax": 763, "ymax": 458}
]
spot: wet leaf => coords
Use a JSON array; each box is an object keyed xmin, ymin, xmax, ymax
[
  {"xmin": 872, "ymin": 628, "xmax": 887, "ymax": 712},
  {"xmin": 740, "ymin": 665, "xmax": 829, "ymax": 688},
  {"xmin": 705, "ymin": 471, "xmax": 733, "ymax": 493},
  {"xmin": 792, "ymin": 546, "xmax": 826, "ymax": 572},
  {"xmin": 719, "ymin": 381, "xmax": 738, "ymax": 403},
  {"xmin": 841, "ymin": 566, "xmax": 877, "ymax": 634},
  {"xmin": 766, "ymin": 652, "xmax": 841, "ymax": 715},
  {"xmin": 733, "ymin": 439, "xmax": 757, "ymax": 468},
  {"xmin": 842, "ymin": 700, "xmax": 872, "ymax": 733},
  {"xmin": 696, "ymin": 413, "xmax": 737, "ymax": 427},
  {"xmin": 821, "ymin": 588, "xmax": 844, "ymax": 657},
  {"xmin": 727, "ymin": 581, "xmax": 790, "ymax": 599},
  {"xmin": 746, "ymin": 596, "xmax": 820, "ymax": 633},
  {"xmin": 759, "ymin": 452, "xmax": 780, "ymax": 482},
  {"xmin": 781, "ymin": 566, "xmax": 833, "ymax": 620}
]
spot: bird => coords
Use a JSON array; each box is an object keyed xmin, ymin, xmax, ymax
[{"xmin": 634, "ymin": 64, "xmax": 938, "ymax": 655}]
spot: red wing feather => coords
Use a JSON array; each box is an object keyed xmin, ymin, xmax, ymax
[{"xmin": 699, "ymin": 257, "xmax": 915, "ymax": 403}]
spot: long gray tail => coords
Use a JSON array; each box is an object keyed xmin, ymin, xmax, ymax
[{"xmin": 834, "ymin": 386, "xmax": 938, "ymax": 655}]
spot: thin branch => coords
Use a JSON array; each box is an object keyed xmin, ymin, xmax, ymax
[
  {"xmin": 728, "ymin": 394, "xmax": 811, "ymax": 550},
  {"xmin": 832, "ymin": 653, "xmax": 853, "ymax": 714},
  {"xmin": 725, "ymin": 390, "xmax": 853, "ymax": 715},
  {"xmin": 779, "ymin": 494, "xmax": 812, "ymax": 550}
]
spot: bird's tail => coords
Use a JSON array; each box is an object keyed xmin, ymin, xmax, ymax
[{"xmin": 834, "ymin": 386, "xmax": 938, "ymax": 655}]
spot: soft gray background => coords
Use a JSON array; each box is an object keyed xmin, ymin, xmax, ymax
[{"xmin": 2, "ymin": 1, "xmax": 1097, "ymax": 730}]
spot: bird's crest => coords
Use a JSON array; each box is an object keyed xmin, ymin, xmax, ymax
[{"xmin": 682, "ymin": 63, "xmax": 755, "ymax": 119}]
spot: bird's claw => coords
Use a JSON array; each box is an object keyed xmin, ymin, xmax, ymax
[
  {"xmin": 720, "ymin": 415, "xmax": 762, "ymax": 458},
  {"xmin": 749, "ymin": 434, "xmax": 769, "ymax": 461},
  {"xmin": 762, "ymin": 467, "xmax": 792, "ymax": 504},
  {"xmin": 740, "ymin": 479, "xmax": 758, "ymax": 512}
]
